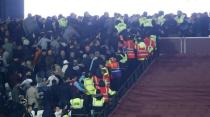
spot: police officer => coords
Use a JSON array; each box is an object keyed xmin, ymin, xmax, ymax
[
  {"xmin": 91, "ymin": 89, "xmax": 105, "ymax": 117},
  {"xmin": 69, "ymin": 94, "xmax": 85, "ymax": 116}
]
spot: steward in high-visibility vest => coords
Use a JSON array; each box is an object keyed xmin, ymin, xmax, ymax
[
  {"xmin": 143, "ymin": 18, "xmax": 153, "ymax": 27},
  {"xmin": 144, "ymin": 35, "xmax": 156, "ymax": 54},
  {"xmin": 125, "ymin": 39, "xmax": 136, "ymax": 59},
  {"xmin": 156, "ymin": 15, "xmax": 165, "ymax": 26},
  {"xmin": 92, "ymin": 96, "xmax": 105, "ymax": 108},
  {"xmin": 175, "ymin": 14, "xmax": 185, "ymax": 24},
  {"xmin": 101, "ymin": 67, "xmax": 110, "ymax": 86},
  {"xmin": 69, "ymin": 95, "xmax": 85, "ymax": 116},
  {"xmin": 91, "ymin": 90, "xmax": 106, "ymax": 116},
  {"xmin": 83, "ymin": 77, "xmax": 96, "ymax": 95},
  {"xmin": 70, "ymin": 98, "xmax": 84, "ymax": 109},
  {"xmin": 150, "ymin": 35, "xmax": 157, "ymax": 50},
  {"xmin": 139, "ymin": 17, "xmax": 147, "ymax": 26},
  {"xmin": 115, "ymin": 21, "xmax": 127, "ymax": 34},
  {"xmin": 97, "ymin": 80, "xmax": 116, "ymax": 102},
  {"xmin": 136, "ymin": 42, "xmax": 149, "ymax": 61},
  {"xmin": 58, "ymin": 17, "xmax": 68, "ymax": 28},
  {"xmin": 106, "ymin": 57, "xmax": 122, "ymax": 79}
]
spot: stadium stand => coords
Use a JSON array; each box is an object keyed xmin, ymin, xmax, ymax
[{"xmin": 0, "ymin": 11, "xmax": 209, "ymax": 117}]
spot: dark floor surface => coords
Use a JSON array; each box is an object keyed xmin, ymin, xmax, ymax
[{"xmin": 110, "ymin": 56, "xmax": 210, "ymax": 117}]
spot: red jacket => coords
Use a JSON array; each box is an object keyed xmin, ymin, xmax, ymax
[{"xmin": 97, "ymin": 86, "xmax": 109, "ymax": 102}]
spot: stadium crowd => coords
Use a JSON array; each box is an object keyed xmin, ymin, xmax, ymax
[{"xmin": 0, "ymin": 10, "xmax": 209, "ymax": 117}]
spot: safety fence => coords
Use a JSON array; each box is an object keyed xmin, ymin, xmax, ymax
[
  {"xmin": 159, "ymin": 37, "xmax": 210, "ymax": 56},
  {"xmin": 98, "ymin": 51, "xmax": 159, "ymax": 117}
]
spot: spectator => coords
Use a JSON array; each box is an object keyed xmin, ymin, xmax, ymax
[{"xmin": 26, "ymin": 82, "xmax": 39, "ymax": 108}]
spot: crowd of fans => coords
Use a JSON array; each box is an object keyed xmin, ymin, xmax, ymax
[{"xmin": 0, "ymin": 10, "xmax": 209, "ymax": 117}]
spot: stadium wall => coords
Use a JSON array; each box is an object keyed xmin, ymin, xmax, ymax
[{"xmin": 0, "ymin": 0, "xmax": 24, "ymax": 20}]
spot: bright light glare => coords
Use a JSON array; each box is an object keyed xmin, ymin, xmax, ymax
[{"xmin": 25, "ymin": 0, "xmax": 210, "ymax": 17}]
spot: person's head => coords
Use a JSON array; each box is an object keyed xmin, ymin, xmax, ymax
[
  {"xmin": 70, "ymin": 13, "xmax": 77, "ymax": 19},
  {"xmin": 84, "ymin": 12, "xmax": 90, "ymax": 17},
  {"xmin": 27, "ymin": 105, "xmax": 33, "ymax": 113},
  {"xmin": 0, "ymin": 25, "xmax": 4, "ymax": 32},
  {"xmin": 73, "ymin": 93, "xmax": 81, "ymax": 99},
  {"xmin": 85, "ymin": 72, "xmax": 91, "ymax": 78},
  {"xmin": 4, "ymin": 38, "xmax": 9, "ymax": 43},
  {"xmin": 103, "ymin": 12, "xmax": 109, "ymax": 18},
  {"xmin": 70, "ymin": 51, "xmax": 75, "ymax": 58},
  {"xmin": 60, "ymin": 50, "xmax": 66, "ymax": 57},
  {"xmin": 158, "ymin": 11, "xmax": 164, "ymax": 16},
  {"xmin": 27, "ymin": 13, "xmax": 32, "ymax": 18},
  {"xmin": 95, "ymin": 51, "xmax": 100, "ymax": 58},
  {"xmin": 47, "ymin": 49, "xmax": 53, "ymax": 56},
  {"xmin": 177, "ymin": 10, "xmax": 182, "ymax": 16},
  {"xmin": 98, "ymin": 80, "xmax": 105, "ymax": 87},
  {"xmin": 95, "ymin": 89, "xmax": 102, "ymax": 99},
  {"xmin": 73, "ymin": 59, "xmax": 78, "ymax": 65},
  {"xmin": 84, "ymin": 45, "xmax": 90, "ymax": 52},
  {"xmin": 54, "ymin": 106, "xmax": 61, "ymax": 112},
  {"xmin": 142, "ymin": 11, "xmax": 148, "ymax": 17}
]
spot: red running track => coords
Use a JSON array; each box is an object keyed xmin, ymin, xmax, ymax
[{"xmin": 110, "ymin": 56, "xmax": 210, "ymax": 117}]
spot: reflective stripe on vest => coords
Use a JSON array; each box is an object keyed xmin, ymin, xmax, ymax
[
  {"xmin": 137, "ymin": 42, "xmax": 148, "ymax": 60},
  {"xmin": 127, "ymin": 50, "xmax": 135, "ymax": 59},
  {"xmin": 119, "ymin": 54, "xmax": 127, "ymax": 63},
  {"xmin": 137, "ymin": 50, "xmax": 148, "ymax": 60},
  {"xmin": 92, "ymin": 97, "xmax": 105, "ymax": 107},
  {"xmin": 70, "ymin": 98, "xmax": 84, "ymax": 109}
]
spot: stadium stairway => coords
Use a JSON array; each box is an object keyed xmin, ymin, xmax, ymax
[{"xmin": 110, "ymin": 56, "xmax": 210, "ymax": 117}]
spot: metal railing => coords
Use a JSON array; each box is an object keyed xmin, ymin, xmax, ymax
[{"xmin": 99, "ymin": 51, "xmax": 158, "ymax": 117}]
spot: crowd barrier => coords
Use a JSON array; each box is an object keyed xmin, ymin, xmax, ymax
[{"xmin": 159, "ymin": 37, "xmax": 210, "ymax": 56}]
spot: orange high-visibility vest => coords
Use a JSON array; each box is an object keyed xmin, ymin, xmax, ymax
[
  {"xmin": 126, "ymin": 39, "xmax": 136, "ymax": 59},
  {"xmin": 137, "ymin": 42, "xmax": 149, "ymax": 61}
]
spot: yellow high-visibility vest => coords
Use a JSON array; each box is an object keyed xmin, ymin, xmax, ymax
[
  {"xmin": 115, "ymin": 22, "xmax": 127, "ymax": 33},
  {"xmin": 63, "ymin": 114, "xmax": 69, "ymax": 117},
  {"xmin": 70, "ymin": 98, "xmax": 84, "ymax": 109},
  {"xmin": 175, "ymin": 15, "xmax": 185, "ymax": 24},
  {"xmin": 143, "ymin": 19, "xmax": 153, "ymax": 27},
  {"xmin": 92, "ymin": 97, "xmax": 105, "ymax": 107},
  {"xmin": 156, "ymin": 15, "xmax": 165, "ymax": 26},
  {"xmin": 150, "ymin": 35, "xmax": 157, "ymax": 50},
  {"xmin": 84, "ymin": 78, "xmax": 96, "ymax": 95},
  {"xmin": 58, "ymin": 18, "xmax": 68, "ymax": 28},
  {"xmin": 139, "ymin": 17, "xmax": 147, "ymax": 26}
]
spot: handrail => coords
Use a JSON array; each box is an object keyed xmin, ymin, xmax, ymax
[
  {"xmin": 100, "ymin": 51, "xmax": 158, "ymax": 117},
  {"xmin": 160, "ymin": 37, "xmax": 210, "ymax": 39}
]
